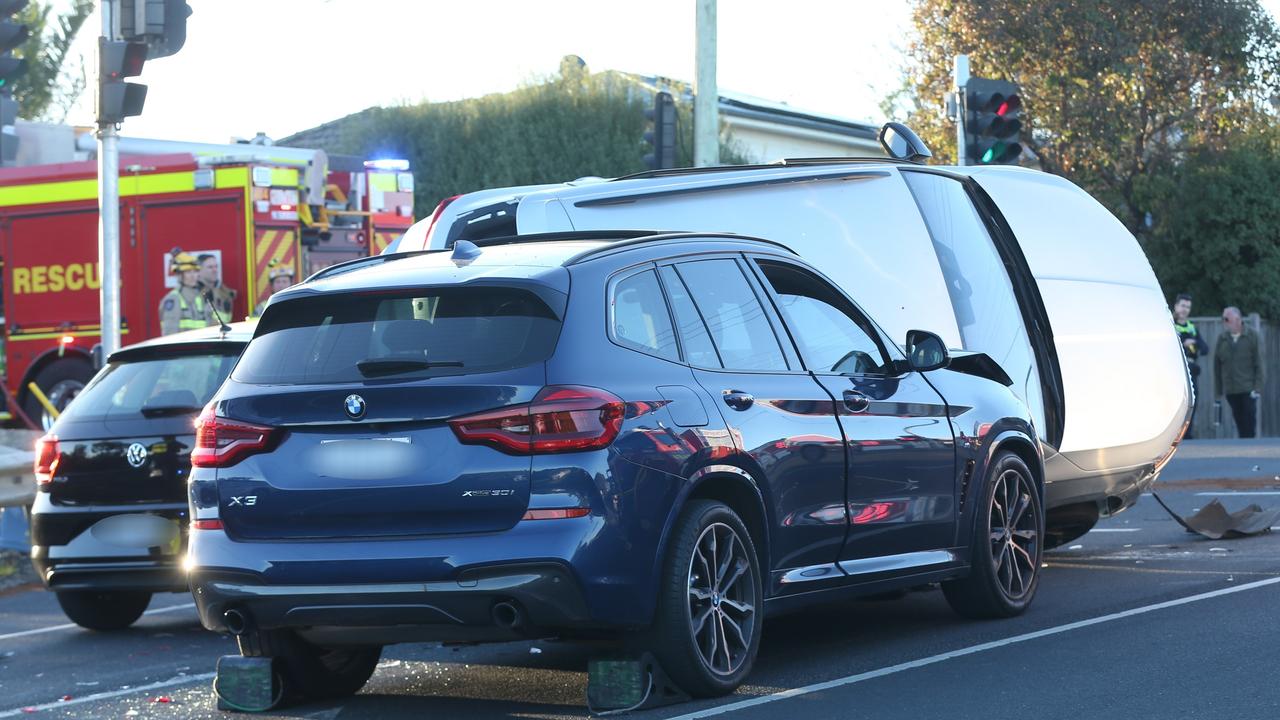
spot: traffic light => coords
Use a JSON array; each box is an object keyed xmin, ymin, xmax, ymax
[
  {"xmin": 119, "ymin": 0, "xmax": 191, "ymax": 60},
  {"xmin": 964, "ymin": 77, "xmax": 1023, "ymax": 165},
  {"xmin": 643, "ymin": 91, "xmax": 676, "ymax": 170},
  {"xmin": 97, "ymin": 38, "xmax": 148, "ymax": 124},
  {"xmin": 0, "ymin": 0, "xmax": 27, "ymax": 91}
]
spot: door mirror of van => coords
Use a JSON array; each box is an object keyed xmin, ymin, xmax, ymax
[
  {"xmin": 878, "ymin": 123, "xmax": 933, "ymax": 164},
  {"xmin": 905, "ymin": 330, "xmax": 949, "ymax": 372}
]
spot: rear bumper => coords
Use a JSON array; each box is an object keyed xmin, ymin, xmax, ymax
[
  {"xmin": 191, "ymin": 562, "xmax": 593, "ymax": 642},
  {"xmin": 30, "ymin": 496, "xmax": 188, "ymax": 593}
]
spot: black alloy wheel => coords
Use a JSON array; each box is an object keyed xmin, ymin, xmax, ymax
[
  {"xmin": 943, "ymin": 451, "xmax": 1043, "ymax": 618},
  {"xmin": 650, "ymin": 500, "xmax": 763, "ymax": 697}
]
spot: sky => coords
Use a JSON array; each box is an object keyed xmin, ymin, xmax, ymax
[
  {"xmin": 59, "ymin": 0, "xmax": 1280, "ymax": 144},
  {"xmin": 61, "ymin": 0, "xmax": 914, "ymax": 142}
]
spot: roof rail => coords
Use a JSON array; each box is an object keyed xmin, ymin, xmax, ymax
[
  {"xmin": 564, "ymin": 232, "xmax": 795, "ymax": 265},
  {"xmin": 468, "ymin": 229, "xmax": 668, "ymax": 248},
  {"xmin": 611, "ymin": 156, "xmax": 910, "ymax": 182},
  {"xmin": 303, "ymin": 249, "xmax": 436, "ymax": 283}
]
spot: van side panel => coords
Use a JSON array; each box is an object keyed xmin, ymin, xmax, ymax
[
  {"xmin": 964, "ymin": 168, "xmax": 1190, "ymax": 460},
  {"xmin": 549, "ymin": 169, "xmax": 963, "ymax": 350}
]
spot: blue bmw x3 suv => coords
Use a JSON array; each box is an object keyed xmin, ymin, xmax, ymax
[{"xmin": 186, "ymin": 232, "xmax": 1044, "ymax": 700}]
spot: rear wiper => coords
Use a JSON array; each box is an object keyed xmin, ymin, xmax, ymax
[
  {"xmin": 356, "ymin": 358, "xmax": 464, "ymax": 377},
  {"xmin": 140, "ymin": 405, "xmax": 201, "ymax": 418}
]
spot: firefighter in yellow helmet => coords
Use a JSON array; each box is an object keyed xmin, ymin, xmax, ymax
[
  {"xmin": 252, "ymin": 260, "xmax": 295, "ymax": 317},
  {"xmin": 158, "ymin": 249, "xmax": 214, "ymax": 335}
]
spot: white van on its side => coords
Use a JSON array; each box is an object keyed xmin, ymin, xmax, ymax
[{"xmin": 396, "ymin": 151, "xmax": 1191, "ymax": 546}]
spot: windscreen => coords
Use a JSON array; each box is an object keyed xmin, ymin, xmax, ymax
[
  {"xmin": 66, "ymin": 352, "xmax": 240, "ymax": 422},
  {"xmin": 233, "ymin": 287, "xmax": 561, "ymax": 384}
]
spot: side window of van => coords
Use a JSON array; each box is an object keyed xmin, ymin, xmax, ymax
[
  {"xmin": 675, "ymin": 259, "xmax": 788, "ymax": 372},
  {"xmin": 754, "ymin": 260, "xmax": 892, "ymax": 375},
  {"xmin": 609, "ymin": 269, "xmax": 680, "ymax": 361}
]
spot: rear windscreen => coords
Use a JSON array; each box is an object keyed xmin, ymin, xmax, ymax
[
  {"xmin": 233, "ymin": 287, "xmax": 561, "ymax": 384},
  {"xmin": 67, "ymin": 352, "xmax": 240, "ymax": 422}
]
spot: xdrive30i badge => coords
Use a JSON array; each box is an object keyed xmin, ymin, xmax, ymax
[{"xmin": 344, "ymin": 394, "xmax": 366, "ymax": 419}]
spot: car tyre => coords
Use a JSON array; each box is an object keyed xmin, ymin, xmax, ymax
[
  {"xmin": 943, "ymin": 451, "xmax": 1043, "ymax": 619},
  {"xmin": 24, "ymin": 358, "xmax": 94, "ymax": 431},
  {"xmin": 649, "ymin": 499, "xmax": 762, "ymax": 698},
  {"xmin": 55, "ymin": 590, "xmax": 151, "ymax": 630},
  {"xmin": 237, "ymin": 629, "xmax": 381, "ymax": 701}
]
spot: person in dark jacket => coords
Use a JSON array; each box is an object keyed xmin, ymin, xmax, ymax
[
  {"xmin": 1214, "ymin": 306, "xmax": 1263, "ymax": 438},
  {"xmin": 1173, "ymin": 293, "xmax": 1208, "ymax": 437}
]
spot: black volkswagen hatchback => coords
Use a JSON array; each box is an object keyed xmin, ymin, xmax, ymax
[
  {"xmin": 188, "ymin": 234, "xmax": 1044, "ymax": 699},
  {"xmin": 31, "ymin": 322, "xmax": 251, "ymax": 630}
]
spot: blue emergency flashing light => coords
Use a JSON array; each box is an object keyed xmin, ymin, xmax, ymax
[{"xmin": 364, "ymin": 159, "xmax": 410, "ymax": 171}]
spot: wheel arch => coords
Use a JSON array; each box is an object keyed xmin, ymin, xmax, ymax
[
  {"xmin": 653, "ymin": 464, "xmax": 772, "ymax": 596},
  {"xmin": 989, "ymin": 430, "xmax": 1045, "ymax": 497}
]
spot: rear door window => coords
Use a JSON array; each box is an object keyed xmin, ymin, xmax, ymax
[
  {"xmin": 674, "ymin": 259, "xmax": 788, "ymax": 372},
  {"xmin": 658, "ymin": 265, "xmax": 721, "ymax": 368},
  {"xmin": 234, "ymin": 287, "xmax": 561, "ymax": 384}
]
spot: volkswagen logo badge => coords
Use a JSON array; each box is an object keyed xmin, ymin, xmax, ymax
[
  {"xmin": 125, "ymin": 442, "xmax": 148, "ymax": 468},
  {"xmin": 344, "ymin": 394, "xmax": 366, "ymax": 420}
]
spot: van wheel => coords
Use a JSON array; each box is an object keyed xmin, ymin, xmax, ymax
[
  {"xmin": 24, "ymin": 358, "xmax": 93, "ymax": 431},
  {"xmin": 650, "ymin": 500, "xmax": 762, "ymax": 698},
  {"xmin": 237, "ymin": 629, "xmax": 381, "ymax": 701},
  {"xmin": 943, "ymin": 452, "xmax": 1043, "ymax": 619},
  {"xmin": 55, "ymin": 590, "xmax": 151, "ymax": 630}
]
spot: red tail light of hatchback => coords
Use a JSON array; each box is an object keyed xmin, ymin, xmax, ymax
[{"xmin": 34, "ymin": 434, "xmax": 60, "ymax": 486}]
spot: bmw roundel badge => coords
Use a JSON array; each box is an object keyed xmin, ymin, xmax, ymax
[
  {"xmin": 125, "ymin": 442, "xmax": 148, "ymax": 468},
  {"xmin": 344, "ymin": 394, "xmax": 366, "ymax": 420}
]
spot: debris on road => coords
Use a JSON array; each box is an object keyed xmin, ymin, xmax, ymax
[{"xmin": 1152, "ymin": 493, "xmax": 1280, "ymax": 540}]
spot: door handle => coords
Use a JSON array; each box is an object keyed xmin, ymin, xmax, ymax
[
  {"xmin": 722, "ymin": 390, "xmax": 754, "ymax": 411},
  {"xmin": 843, "ymin": 390, "xmax": 871, "ymax": 413}
]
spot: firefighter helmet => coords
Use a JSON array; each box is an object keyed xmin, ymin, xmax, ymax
[{"xmin": 169, "ymin": 248, "xmax": 200, "ymax": 274}]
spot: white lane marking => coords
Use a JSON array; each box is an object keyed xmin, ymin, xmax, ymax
[
  {"xmin": 666, "ymin": 575, "xmax": 1280, "ymax": 719},
  {"xmin": 1194, "ymin": 491, "xmax": 1280, "ymax": 496},
  {"xmin": 1089, "ymin": 528, "xmax": 1141, "ymax": 533},
  {"xmin": 0, "ymin": 672, "xmax": 213, "ymax": 718},
  {"xmin": 0, "ymin": 602, "xmax": 196, "ymax": 642}
]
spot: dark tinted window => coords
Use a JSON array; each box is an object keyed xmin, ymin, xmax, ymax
[
  {"xmin": 756, "ymin": 260, "xmax": 891, "ymax": 375},
  {"xmin": 610, "ymin": 270, "xmax": 678, "ymax": 361},
  {"xmin": 659, "ymin": 266, "xmax": 721, "ymax": 368},
  {"xmin": 234, "ymin": 287, "xmax": 560, "ymax": 384},
  {"xmin": 66, "ymin": 352, "xmax": 239, "ymax": 422},
  {"xmin": 676, "ymin": 259, "xmax": 787, "ymax": 372}
]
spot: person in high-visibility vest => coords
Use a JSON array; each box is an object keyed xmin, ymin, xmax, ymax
[
  {"xmin": 158, "ymin": 249, "xmax": 214, "ymax": 335},
  {"xmin": 1172, "ymin": 292, "xmax": 1207, "ymax": 437},
  {"xmin": 252, "ymin": 260, "xmax": 295, "ymax": 318}
]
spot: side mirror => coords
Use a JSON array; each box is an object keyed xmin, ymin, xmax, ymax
[{"xmin": 906, "ymin": 329, "xmax": 949, "ymax": 372}]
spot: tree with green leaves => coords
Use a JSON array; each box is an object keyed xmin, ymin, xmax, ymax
[
  {"xmin": 898, "ymin": 0, "xmax": 1280, "ymax": 236},
  {"xmin": 1142, "ymin": 126, "xmax": 1280, "ymax": 318},
  {"xmin": 329, "ymin": 59, "xmax": 747, "ymax": 211},
  {"xmin": 15, "ymin": 0, "xmax": 94, "ymax": 122}
]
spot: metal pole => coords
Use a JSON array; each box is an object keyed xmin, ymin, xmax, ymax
[
  {"xmin": 953, "ymin": 54, "xmax": 969, "ymax": 166},
  {"xmin": 97, "ymin": 2, "xmax": 122, "ymax": 356},
  {"xmin": 694, "ymin": 0, "xmax": 719, "ymax": 167}
]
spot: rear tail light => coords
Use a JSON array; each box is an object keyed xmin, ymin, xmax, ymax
[
  {"xmin": 34, "ymin": 434, "xmax": 59, "ymax": 487},
  {"xmin": 192, "ymin": 405, "xmax": 282, "ymax": 468},
  {"xmin": 448, "ymin": 385, "xmax": 624, "ymax": 455}
]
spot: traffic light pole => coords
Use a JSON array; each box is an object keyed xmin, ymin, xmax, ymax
[
  {"xmin": 953, "ymin": 54, "xmax": 969, "ymax": 166},
  {"xmin": 97, "ymin": 2, "xmax": 121, "ymax": 357}
]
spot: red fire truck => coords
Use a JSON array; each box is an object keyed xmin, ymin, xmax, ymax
[{"xmin": 0, "ymin": 138, "xmax": 414, "ymax": 427}]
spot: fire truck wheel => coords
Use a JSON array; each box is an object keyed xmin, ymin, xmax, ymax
[{"xmin": 24, "ymin": 358, "xmax": 94, "ymax": 431}]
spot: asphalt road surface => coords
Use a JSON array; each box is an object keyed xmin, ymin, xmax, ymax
[{"xmin": 3, "ymin": 439, "xmax": 1280, "ymax": 719}]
